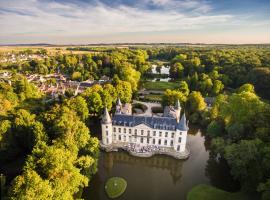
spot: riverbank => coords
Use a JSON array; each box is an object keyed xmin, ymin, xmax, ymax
[{"xmin": 187, "ymin": 184, "xmax": 259, "ymax": 200}]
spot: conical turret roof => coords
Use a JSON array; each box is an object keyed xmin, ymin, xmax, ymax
[
  {"xmin": 116, "ymin": 98, "xmax": 122, "ymax": 106},
  {"xmin": 102, "ymin": 107, "xmax": 111, "ymax": 123},
  {"xmin": 177, "ymin": 113, "xmax": 188, "ymax": 131},
  {"xmin": 175, "ymin": 99, "xmax": 181, "ymax": 109}
]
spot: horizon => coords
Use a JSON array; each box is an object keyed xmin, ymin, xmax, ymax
[{"xmin": 1, "ymin": 0, "xmax": 270, "ymax": 44}]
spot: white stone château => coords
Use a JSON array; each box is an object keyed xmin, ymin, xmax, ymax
[{"xmin": 101, "ymin": 99, "xmax": 189, "ymax": 159}]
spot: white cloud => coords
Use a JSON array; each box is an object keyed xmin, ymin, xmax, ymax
[{"xmin": 0, "ymin": 0, "xmax": 268, "ymax": 43}]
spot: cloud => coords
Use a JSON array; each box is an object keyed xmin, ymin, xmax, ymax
[{"xmin": 0, "ymin": 0, "xmax": 269, "ymax": 43}]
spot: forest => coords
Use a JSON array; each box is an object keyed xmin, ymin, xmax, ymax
[{"xmin": 1, "ymin": 45, "xmax": 270, "ymax": 199}]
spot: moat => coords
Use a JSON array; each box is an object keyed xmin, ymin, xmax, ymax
[{"xmin": 82, "ymin": 125, "xmax": 238, "ymax": 200}]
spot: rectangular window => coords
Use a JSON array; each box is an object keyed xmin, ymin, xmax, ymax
[
  {"xmin": 124, "ymin": 136, "xmax": 126, "ymax": 141},
  {"xmin": 170, "ymin": 140, "xmax": 173, "ymax": 147},
  {"xmin": 164, "ymin": 140, "xmax": 167, "ymax": 145},
  {"xmin": 141, "ymin": 137, "xmax": 143, "ymax": 143},
  {"xmin": 147, "ymin": 130, "xmax": 150, "ymax": 134},
  {"xmin": 178, "ymin": 137, "xmax": 181, "ymax": 143},
  {"xmin": 153, "ymin": 131, "xmax": 156, "ymax": 136},
  {"xmin": 118, "ymin": 128, "xmax": 121, "ymax": 133},
  {"xmin": 119, "ymin": 135, "xmax": 121, "ymax": 140},
  {"xmin": 177, "ymin": 145, "xmax": 180, "ymax": 151},
  {"xmin": 129, "ymin": 129, "xmax": 131, "ymax": 134},
  {"xmin": 106, "ymin": 138, "xmax": 109, "ymax": 144},
  {"xmin": 153, "ymin": 139, "xmax": 156, "ymax": 144},
  {"xmin": 124, "ymin": 128, "xmax": 126, "ymax": 133},
  {"xmin": 106, "ymin": 130, "xmax": 108, "ymax": 136},
  {"xmin": 147, "ymin": 137, "xmax": 149, "ymax": 144},
  {"xmin": 171, "ymin": 132, "xmax": 174, "ymax": 138},
  {"xmin": 165, "ymin": 132, "xmax": 168, "ymax": 137},
  {"xmin": 113, "ymin": 127, "xmax": 116, "ymax": 132},
  {"xmin": 159, "ymin": 132, "xmax": 162, "ymax": 137},
  {"xmin": 141, "ymin": 130, "xmax": 144, "ymax": 135},
  {"xmin": 158, "ymin": 139, "xmax": 161, "ymax": 145},
  {"xmin": 135, "ymin": 129, "xmax": 137, "ymax": 134}
]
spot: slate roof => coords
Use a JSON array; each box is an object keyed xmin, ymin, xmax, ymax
[
  {"xmin": 177, "ymin": 113, "xmax": 188, "ymax": 131},
  {"xmin": 112, "ymin": 113, "xmax": 187, "ymax": 131}
]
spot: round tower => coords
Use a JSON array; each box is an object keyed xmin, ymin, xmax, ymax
[
  {"xmin": 175, "ymin": 99, "xmax": 181, "ymax": 122},
  {"xmin": 101, "ymin": 107, "xmax": 113, "ymax": 145},
  {"xmin": 115, "ymin": 98, "xmax": 122, "ymax": 114},
  {"xmin": 174, "ymin": 113, "xmax": 188, "ymax": 152}
]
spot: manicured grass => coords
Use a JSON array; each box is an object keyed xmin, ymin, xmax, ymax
[
  {"xmin": 144, "ymin": 81, "xmax": 179, "ymax": 91},
  {"xmin": 187, "ymin": 184, "xmax": 258, "ymax": 200},
  {"xmin": 105, "ymin": 177, "xmax": 127, "ymax": 199},
  {"xmin": 144, "ymin": 94, "xmax": 163, "ymax": 102}
]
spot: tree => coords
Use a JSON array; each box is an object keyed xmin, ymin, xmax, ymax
[
  {"xmin": 186, "ymin": 91, "xmax": 206, "ymax": 114},
  {"xmin": 9, "ymin": 169, "xmax": 53, "ymax": 200},
  {"xmin": 179, "ymin": 81, "xmax": 189, "ymax": 97},
  {"xmin": 71, "ymin": 71, "xmax": 82, "ymax": 81},
  {"xmin": 162, "ymin": 89, "xmax": 186, "ymax": 107},
  {"xmin": 13, "ymin": 109, "xmax": 47, "ymax": 151},
  {"xmin": 224, "ymin": 139, "xmax": 263, "ymax": 191},
  {"xmin": 52, "ymin": 107, "xmax": 90, "ymax": 151},
  {"xmin": 115, "ymin": 81, "xmax": 132, "ymax": 103},
  {"xmin": 248, "ymin": 68, "xmax": 270, "ymax": 100},
  {"xmin": 65, "ymin": 96, "xmax": 89, "ymax": 121},
  {"xmin": 84, "ymin": 92, "xmax": 103, "ymax": 115},
  {"xmin": 212, "ymin": 80, "xmax": 224, "ymax": 96},
  {"xmin": 238, "ymin": 83, "xmax": 255, "ymax": 93},
  {"xmin": 207, "ymin": 120, "xmax": 224, "ymax": 138},
  {"xmin": 169, "ymin": 62, "xmax": 184, "ymax": 79},
  {"xmin": 24, "ymin": 142, "xmax": 88, "ymax": 200}
]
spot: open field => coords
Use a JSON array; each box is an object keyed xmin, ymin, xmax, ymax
[{"xmin": 0, "ymin": 46, "xmax": 99, "ymax": 55}]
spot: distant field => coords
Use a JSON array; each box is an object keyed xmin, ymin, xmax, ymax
[
  {"xmin": 187, "ymin": 184, "xmax": 259, "ymax": 200},
  {"xmin": 0, "ymin": 46, "xmax": 99, "ymax": 55},
  {"xmin": 144, "ymin": 81, "xmax": 179, "ymax": 90}
]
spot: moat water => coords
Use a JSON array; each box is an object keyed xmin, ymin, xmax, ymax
[{"xmin": 82, "ymin": 125, "xmax": 238, "ymax": 200}]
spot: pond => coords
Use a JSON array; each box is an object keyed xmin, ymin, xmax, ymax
[{"xmin": 82, "ymin": 125, "xmax": 238, "ymax": 200}]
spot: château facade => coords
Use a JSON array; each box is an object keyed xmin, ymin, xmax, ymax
[{"xmin": 101, "ymin": 99, "xmax": 189, "ymax": 159}]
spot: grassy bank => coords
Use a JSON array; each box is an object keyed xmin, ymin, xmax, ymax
[{"xmin": 187, "ymin": 184, "xmax": 258, "ymax": 200}]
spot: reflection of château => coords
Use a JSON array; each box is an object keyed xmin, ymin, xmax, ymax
[
  {"xmin": 104, "ymin": 152, "xmax": 183, "ymax": 184},
  {"xmin": 101, "ymin": 98, "xmax": 190, "ymax": 159}
]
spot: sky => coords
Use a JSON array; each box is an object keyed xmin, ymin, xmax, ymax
[{"xmin": 0, "ymin": 0, "xmax": 270, "ymax": 44}]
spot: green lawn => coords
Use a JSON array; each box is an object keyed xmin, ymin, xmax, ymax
[
  {"xmin": 187, "ymin": 184, "xmax": 258, "ymax": 200},
  {"xmin": 144, "ymin": 81, "xmax": 179, "ymax": 91},
  {"xmin": 144, "ymin": 94, "xmax": 163, "ymax": 102},
  {"xmin": 105, "ymin": 177, "xmax": 127, "ymax": 199}
]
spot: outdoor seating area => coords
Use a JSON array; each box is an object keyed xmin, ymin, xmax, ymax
[{"xmin": 123, "ymin": 143, "xmax": 162, "ymax": 153}]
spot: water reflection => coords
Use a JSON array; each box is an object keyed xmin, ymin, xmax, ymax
[
  {"xmin": 82, "ymin": 129, "xmax": 210, "ymax": 200},
  {"xmin": 104, "ymin": 152, "xmax": 183, "ymax": 184}
]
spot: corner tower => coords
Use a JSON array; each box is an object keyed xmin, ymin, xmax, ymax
[
  {"xmin": 175, "ymin": 99, "xmax": 181, "ymax": 122},
  {"xmin": 101, "ymin": 107, "xmax": 113, "ymax": 145},
  {"xmin": 115, "ymin": 98, "xmax": 122, "ymax": 114},
  {"xmin": 174, "ymin": 113, "xmax": 188, "ymax": 152}
]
